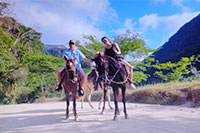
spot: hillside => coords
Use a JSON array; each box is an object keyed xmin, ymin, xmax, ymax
[
  {"xmin": 0, "ymin": 15, "xmax": 64, "ymax": 104},
  {"xmin": 153, "ymin": 14, "xmax": 200, "ymax": 66},
  {"xmin": 142, "ymin": 14, "xmax": 200, "ymax": 83},
  {"xmin": 43, "ymin": 45, "xmax": 67, "ymax": 57}
]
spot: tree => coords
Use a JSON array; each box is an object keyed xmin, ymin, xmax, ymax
[
  {"xmin": 113, "ymin": 30, "xmax": 154, "ymax": 63},
  {"xmin": 153, "ymin": 56, "xmax": 194, "ymax": 82},
  {"xmin": 20, "ymin": 53, "xmax": 64, "ymax": 102},
  {"xmin": 0, "ymin": 1, "xmax": 10, "ymax": 17},
  {"xmin": 78, "ymin": 30, "xmax": 155, "ymax": 84}
]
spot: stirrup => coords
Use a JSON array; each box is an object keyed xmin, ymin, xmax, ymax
[
  {"xmin": 78, "ymin": 87, "xmax": 84, "ymax": 96},
  {"xmin": 55, "ymin": 84, "xmax": 63, "ymax": 92}
]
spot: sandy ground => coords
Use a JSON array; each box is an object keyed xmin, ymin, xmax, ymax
[{"xmin": 0, "ymin": 101, "xmax": 200, "ymax": 133}]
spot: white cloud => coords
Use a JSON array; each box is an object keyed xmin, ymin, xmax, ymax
[
  {"xmin": 138, "ymin": 12, "xmax": 200, "ymax": 48},
  {"xmin": 7, "ymin": 0, "xmax": 118, "ymax": 44},
  {"xmin": 112, "ymin": 18, "xmax": 136, "ymax": 35},
  {"xmin": 139, "ymin": 12, "xmax": 200, "ymax": 33},
  {"xmin": 171, "ymin": 0, "xmax": 190, "ymax": 12},
  {"xmin": 139, "ymin": 14, "xmax": 160, "ymax": 31},
  {"xmin": 196, "ymin": 0, "xmax": 200, "ymax": 2},
  {"xmin": 152, "ymin": 0, "xmax": 191, "ymax": 12}
]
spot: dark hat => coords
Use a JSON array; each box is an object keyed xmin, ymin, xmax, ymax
[{"xmin": 69, "ymin": 40, "xmax": 75, "ymax": 44}]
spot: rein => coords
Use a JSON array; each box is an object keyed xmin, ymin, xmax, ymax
[
  {"xmin": 66, "ymin": 59, "xmax": 78, "ymax": 84},
  {"xmin": 101, "ymin": 57, "xmax": 128, "ymax": 85},
  {"xmin": 104, "ymin": 69, "xmax": 128, "ymax": 85},
  {"xmin": 68, "ymin": 69, "xmax": 78, "ymax": 83}
]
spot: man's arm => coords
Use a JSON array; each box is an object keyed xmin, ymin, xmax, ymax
[{"xmin": 82, "ymin": 58, "xmax": 92, "ymax": 63}]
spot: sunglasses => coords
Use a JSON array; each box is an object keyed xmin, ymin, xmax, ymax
[{"xmin": 69, "ymin": 43, "xmax": 75, "ymax": 45}]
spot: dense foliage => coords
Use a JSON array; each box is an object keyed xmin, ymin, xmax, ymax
[{"xmin": 0, "ymin": 7, "xmax": 64, "ymax": 104}]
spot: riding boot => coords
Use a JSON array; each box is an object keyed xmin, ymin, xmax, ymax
[
  {"xmin": 78, "ymin": 85, "xmax": 84, "ymax": 96},
  {"xmin": 55, "ymin": 70, "xmax": 65, "ymax": 92},
  {"xmin": 78, "ymin": 78, "xmax": 84, "ymax": 96},
  {"xmin": 55, "ymin": 83, "xmax": 63, "ymax": 92},
  {"xmin": 128, "ymin": 79, "xmax": 136, "ymax": 89},
  {"xmin": 94, "ymin": 82, "xmax": 98, "ymax": 91}
]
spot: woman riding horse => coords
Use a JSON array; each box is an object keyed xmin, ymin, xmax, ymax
[
  {"xmin": 101, "ymin": 36, "xmax": 136, "ymax": 89},
  {"xmin": 92, "ymin": 53, "xmax": 128, "ymax": 120}
]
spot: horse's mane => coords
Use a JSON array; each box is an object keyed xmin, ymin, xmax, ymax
[
  {"xmin": 103, "ymin": 56, "xmax": 121, "ymax": 71},
  {"xmin": 104, "ymin": 56, "xmax": 127, "ymax": 81}
]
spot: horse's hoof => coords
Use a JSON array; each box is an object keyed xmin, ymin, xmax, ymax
[
  {"xmin": 98, "ymin": 107, "xmax": 101, "ymax": 110},
  {"xmin": 89, "ymin": 105, "xmax": 94, "ymax": 108},
  {"xmin": 66, "ymin": 116, "xmax": 69, "ymax": 120},
  {"xmin": 100, "ymin": 111, "xmax": 104, "ymax": 115},
  {"xmin": 113, "ymin": 116, "xmax": 117, "ymax": 121},
  {"xmin": 109, "ymin": 106, "xmax": 113, "ymax": 110},
  {"xmin": 117, "ymin": 111, "xmax": 120, "ymax": 115},
  {"xmin": 74, "ymin": 118, "xmax": 79, "ymax": 121},
  {"xmin": 125, "ymin": 114, "xmax": 128, "ymax": 119}
]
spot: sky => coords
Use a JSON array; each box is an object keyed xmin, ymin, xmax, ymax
[{"xmin": 4, "ymin": 0, "xmax": 200, "ymax": 49}]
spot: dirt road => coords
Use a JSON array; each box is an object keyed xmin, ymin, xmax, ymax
[{"xmin": 0, "ymin": 101, "xmax": 200, "ymax": 133}]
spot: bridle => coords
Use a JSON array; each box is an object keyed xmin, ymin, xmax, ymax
[
  {"xmin": 94, "ymin": 56, "xmax": 128, "ymax": 85},
  {"xmin": 66, "ymin": 59, "xmax": 78, "ymax": 83}
]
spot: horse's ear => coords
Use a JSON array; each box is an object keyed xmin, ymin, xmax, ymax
[
  {"xmin": 64, "ymin": 56, "xmax": 68, "ymax": 61},
  {"xmin": 99, "ymin": 53, "xmax": 101, "ymax": 57}
]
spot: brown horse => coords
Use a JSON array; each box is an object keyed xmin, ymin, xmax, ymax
[
  {"xmin": 62, "ymin": 57, "xmax": 79, "ymax": 121},
  {"xmin": 79, "ymin": 70, "xmax": 113, "ymax": 110}
]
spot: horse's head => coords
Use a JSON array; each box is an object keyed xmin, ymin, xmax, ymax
[
  {"xmin": 92, "ymin": 53, "xmax": 106, "ymax": 75},
  {"xmin": 92, "ymin": 52, "xmax": 104, "ymax": 67},
  {"xmin": 64, "ymin": 56, "xmax": 77, "ymax": 80}
]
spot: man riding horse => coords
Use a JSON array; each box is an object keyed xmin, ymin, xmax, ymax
[{"xmin": 56, "ymin": 40, "xmax": 92, "ymax": 96}]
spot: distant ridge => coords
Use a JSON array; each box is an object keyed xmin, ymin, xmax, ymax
[
  {"xmin": 44, "ymin": 44, "xmax": 67, "ymax": 50},
  {"xmin": 143, "ymin": 14, "xmax": 200, "ymax": 84},
  {"xmin": 153, "ymin": 13, "xmax": 200, "ymax": 63},
  {"xmin": 43, "ymin": 44, "xmax": 67, "ymax": 57}
]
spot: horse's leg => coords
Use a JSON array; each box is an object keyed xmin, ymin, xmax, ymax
[
  {"xmin": 72, "ymin": 91, "xmax": 78, "ymax": 121},
  {"xmin": 101, "ymin": 89, "xmax": 107, "ymax": 114},
  {"xmin": 99, "ymin": 93, "xmax": 103, "ymax": 110},
  {"xmin": 113, "ymin": 86, "xmax": 119, "ymax": 120},
  {"xmin": 80, "ymin": 95, "xmax": 84, "ymax": 109},
  {"xmin": 65, "ymin": 91, "xmax": 70, "ymax": 119},
  {"xmin": 121, "ymin": 85, "xmax": 128, "ymax": 119},
  {"xmin": 116, "ymin": 87, "xmax": 120, "ymax": 115},
  {"xmin": 87, "ymin": 84, "xmax": 94, "ymax": 108},
  {"xmin": 80, "ymin": 81, "xmax": 87, "ymax": 109},
  {"xmin": 107, "ymin": 89, "xmax": 113, "ymax": 110}
]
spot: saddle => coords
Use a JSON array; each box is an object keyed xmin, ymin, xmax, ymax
[{"xmin": 55, "ymin": 69, "xmax": 84, "ymax": 96}]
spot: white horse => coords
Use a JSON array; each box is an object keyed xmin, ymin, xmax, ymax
[{"xmin": 78, "ymin": 70, "xmax": 113, "ymax": 110}]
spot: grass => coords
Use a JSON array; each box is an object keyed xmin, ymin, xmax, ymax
[
  {"xmin": 39, "ymin": 79, "xmax": 200, "ymax": 107},
  {"xmin": 126, "ymin": 79, "xmax": 200, "ymax": 106}
]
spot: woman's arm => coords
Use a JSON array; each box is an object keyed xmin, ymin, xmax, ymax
[{"xmin": 113, "ymin": 42, "xmax": 121, "ymax": 55}]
